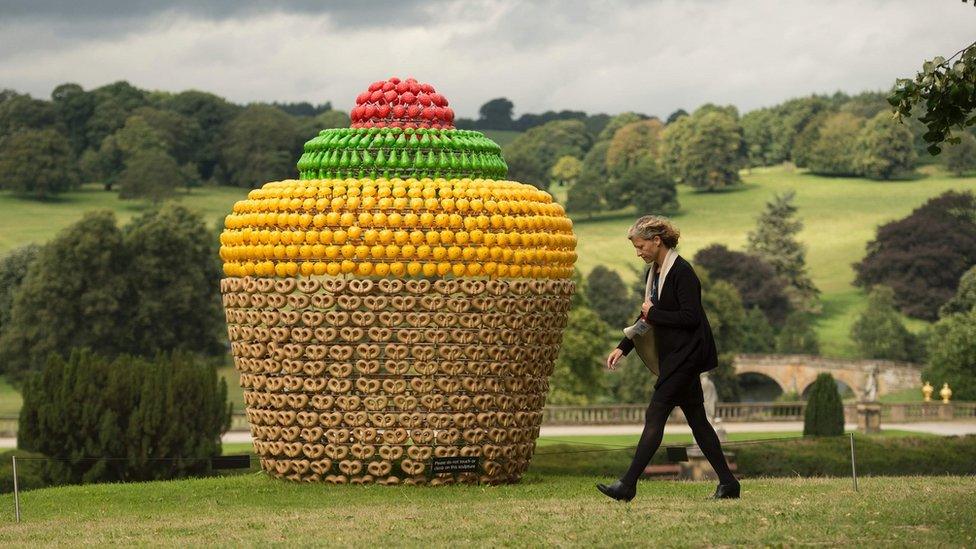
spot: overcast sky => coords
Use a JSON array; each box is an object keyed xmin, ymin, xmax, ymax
[{"xmin": 1, "ymin": 0, "xmax": 973, "ymax": 118}]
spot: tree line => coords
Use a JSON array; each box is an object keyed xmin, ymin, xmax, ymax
[
  {"xmin": 3, "ymin": 82, "xmax": 975, "ymax": 204},
  {"xmin": 0, "ymin": 82, "xmax": 347, "ymax": 200}
]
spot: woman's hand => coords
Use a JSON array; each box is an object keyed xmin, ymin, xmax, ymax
[
  {"xmin": 641, "ymin": 300, "xmax": 653, "ymax": 319},
  {"xmin": 606, "ymin": 348, "xmax": 624, "ymax": 371}
]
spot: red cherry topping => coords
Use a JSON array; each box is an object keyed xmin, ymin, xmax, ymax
[{"xmin": 348, "ymin": 77, "xmax": 455, "ymax": 129}]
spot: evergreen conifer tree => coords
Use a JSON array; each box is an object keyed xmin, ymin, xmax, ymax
[
  {"xmin": 803, "ymin": 373, "xmax": 844, "ymax": 436},
  {"xmin": 747, "ymin": 191, "xmax": 820, "ymax": 312}
]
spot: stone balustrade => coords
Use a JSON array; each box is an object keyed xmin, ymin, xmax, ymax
[{"xmin": 1, "ymin": 401, "xmax": 972, "ymax": 436}]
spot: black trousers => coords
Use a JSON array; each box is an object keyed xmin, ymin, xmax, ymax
[{"xmin": 620, "ymin": 399, "xmax": 737, "ymax": 487}]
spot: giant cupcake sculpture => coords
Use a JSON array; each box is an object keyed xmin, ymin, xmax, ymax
[{"xmin": 218, "ymin": 77, "xmax": 577, "ymax": 485}]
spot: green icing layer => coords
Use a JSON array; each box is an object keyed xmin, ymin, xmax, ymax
[{"xmin": 296, "ymin": 128, "xmax": 508, "ymax": 180}]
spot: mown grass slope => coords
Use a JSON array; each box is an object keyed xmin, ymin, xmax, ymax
[{"xmin": 0, "ymin": 473, "xmax": 972, "ymax": 546}]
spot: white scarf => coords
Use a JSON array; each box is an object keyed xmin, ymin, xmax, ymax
[{"xmin": 646, "ymin": 248, "xmax": 678, "ymax": 302}]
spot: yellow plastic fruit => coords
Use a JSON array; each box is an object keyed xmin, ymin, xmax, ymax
[{"xmin": 221, "ymin": 177, "xmax": 577, "ymax": 279}]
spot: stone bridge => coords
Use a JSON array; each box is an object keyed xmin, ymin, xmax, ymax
[{"xmin": 733, "ymin": 354, "xmax": 923, "ymax": 398}]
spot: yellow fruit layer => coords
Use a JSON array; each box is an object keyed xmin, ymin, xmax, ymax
[{"xmin": 220, "ymin": 177, "xmax": 577, "ymax": 279}]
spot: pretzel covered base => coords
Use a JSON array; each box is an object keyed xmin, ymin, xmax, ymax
[{"xmin": 221, "ymin": 275, "xmax": 573, "ymax": 485}]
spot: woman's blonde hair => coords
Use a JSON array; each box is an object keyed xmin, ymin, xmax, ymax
[{"xmin": 627, "ymin": 215, "xmax": 680, "ymax": 248}]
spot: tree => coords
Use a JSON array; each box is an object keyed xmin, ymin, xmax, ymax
[
  {"xmin": 565, "ymin": 178, "xmax": 604, "ymax": 217},
  {"xmin": 503, "ymin": 119, "xmax": 591, "ymax": 190},
  {"xmin": 700, "ymin": 270, "xmax": 746, "ymax": 401},
  {"xmin": 609, "ymin": 351, "xmax": 655, "ymax": 404},
  {"xmin": 747, "ymin": 191, "xmax": 819, "ymax": 311},
  {"xmin": 839, "ymin": 91, "xmax": 890, "ymax": 120},
  {"xmin": 218, "ymin": 104, "xmax": 301, "ymax": 188},
  {"xmin": 0, "ymin": 211, "xmax": 132, "ymax": 379},
  {"xmin": 597, "ymin": 112, "xmax": 648, "ymax": 142},
  {"xmin": 854, "ymin": 111, "xmax": 917, "ymax": 180},
  {"xmin": 661, "ymin": 107, "xmax": 745, "ymax": 191},
  {"xmin": 854, "ymin": 191, "xmax": 976, "ymax": 320},
  {"xmin": 513, "ymin": 110, "xmax": 588, "ymax": 132},
  {"xmin": 129, "ymin": 107, "xmax": 204, "ymax": 169},
  {"xmin": 585, "ymin": 266, "xmax": 634, "ymax": 328},
  {"xmin": 924, "ymin": 309, "xmax": 976, "ymax": 401},
  {"xmin": 806, "ymin": 112, "xmax": 865, "ymax": 176},
  {"xmin": 666, "ymin": 109, "xmax": 688, "ymax": 124},
  {"xmin": 549, "ymin": 155, "xmax": 582, "ymax": 187},
  {"xmin": 84, "ymin": 115, "xmax": 169, "ymax": 190},
  {"xmin": 769, "ymin": 96, "xmax": 832, "ymax": 164},
  {"xmin": 790, "ymin": 111, "xmax": 828, "ymax": 169},
  {"xmin": 692, "ymin": 244, "xmax": 792, "ymax": 326},
  {"xmin": 550, "ymin": 306, "xmax": 609, "ymax": 404},
  {"xmin": 740, "ymin": 307, "xmax": 776, "ymax": 353},
  {"xmin": 605, "ymin": 119, "xmax": 665, "ymax": 174},
  {"xmin": 116, "ymin": 148, "xmax": 188, "ymax": 202},
  {"xmin": 940, "ymin": 265, "xmax": 976, "ymax": 317},
  {"xmin": 297, "ymin": 109, "xmax": 350, "ymax": 143},
  {"xmin": 607, "ymin": 155, "xmax": 678, "ymax": 214},
  {"xmin": 51, "ymin": 83, "xmax": 95, "ymax": 154},
  {"xmin": 84, "ymin": 81, "xmax": 149, "ymax": 150},
  {"xmin": 0, "ymin": 244, "xmax": 40, "ymax": 339},
  {"xmin": 271, "ymin": 101, "xmax": 332, "ymax": 117},
  {"xmin": 741, "ymin": 108, "xmax": 778, "ymax": 167},
  {"xmin": 776, "ymin": 312, "xmax": 820, "ymax": 355},
  {"xmin": 942, "ymin": 132, "xmax": 976, "ymax": 176},
  {"xmin": 699, "ymin": 270, "xmax": 746, "ymax": 356},
  {"xmin": 477, "ymin": 98, "xmax": 515, "ymax": 130},
  {"xmin": 123, "ymin": 203, "xmax": 225, "ymax": 357},
  {"xmin": 0, "ymin": 128, "xmax": 80, "ymax": 199},
  {"xmin": 850, "ymin": 286, "xmax": 918, "ymax": 362},
  {"xmin": 576, "ymin": 139, "xmax": 610, "ymax": 203},
  {"xmin": 803, "ymin": 373, "xmax": 844, "ymax": 436},
  {"xmin": 18, "ymin": 349, "xmax": 231, "ymax": 484},
  {"xmin": 889, "ymin": 37, "xmax": 976, "ymax": 155},
  {"xmin": 582, "ymin": 113, "xmax": 611, "ymax": 138},
  {"xmin": 160, "ymin": 90, "xmax": 240, "ymax": 182},
  {"xmin": 0, "ymin": 206, "xmax": 226, "ymax": 380},
  {"xmin": 0, "ymin": 93, "xmax": 61, "ymax": 136}
]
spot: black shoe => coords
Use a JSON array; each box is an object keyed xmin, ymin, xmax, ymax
[
  {"xmin": 712, "ymin": 481, "xmax": 740, "ymax": 499},
  {"xmin": 596, "ymin": 480, "xmax": 636, "ymax": 502}
]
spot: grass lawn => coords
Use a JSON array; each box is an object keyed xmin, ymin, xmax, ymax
[
  {"xmin": 0, "ymin": 183, "xmax": 245, "ymax": 254},
  {"xmin": 0, "ymin": 472, "xmax": 972, "ymax": 546},
  {"xmin": 0, "ymin": 379, "xmax": 22, "ymax": 416}
]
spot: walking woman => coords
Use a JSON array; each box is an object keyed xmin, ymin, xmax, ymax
[{"xmin": 597, "ymin": 215, "xmax": 740, "ymax": 501}]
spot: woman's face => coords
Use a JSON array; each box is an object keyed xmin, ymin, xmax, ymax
[{"xmin": 631, "ymin": 236, "xmax": 660, "ymax": 263}]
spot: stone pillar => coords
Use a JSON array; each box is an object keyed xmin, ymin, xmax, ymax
[
  {"xmin": 679, "ymin": 447, "xmax": 736, "ymax": 481},
  {"xmin": 938, "ymin": 404, "xmax": 954, "ymax": 420},
  {"xmin": 857, "ymin": 402, "xmax": 882, "ymax": 434},
  {"xmin": 888, "ymin": 403, "xmax": 906, "ymax": 422}
]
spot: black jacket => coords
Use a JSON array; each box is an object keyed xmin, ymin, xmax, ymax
[{"xmin": 616, "ymin": 255, "xmax": 718, "ymax": 385}]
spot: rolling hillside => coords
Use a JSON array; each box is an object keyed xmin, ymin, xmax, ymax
[{"xmin": 1, "ymin": 164, "xmax": 974, "ymax": 358}]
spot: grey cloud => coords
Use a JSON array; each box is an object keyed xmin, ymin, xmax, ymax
[
  {"xmin": 1, "ymin": 0, "xmax": 441, "ymax": 24},
  {"xmin": 0, "ymin": 0, "xmax": 972, "ymax": 119}
]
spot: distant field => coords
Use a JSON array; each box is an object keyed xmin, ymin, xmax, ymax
[
  {"xmin": 482, "ymin": 129, "xmax": 522, "ymax": 147},
  {"xmin": 0, "ymin": 378, "xmax": 21, "ymax": 416},
  {"xmin": 1, "ymin": 164, "xmax": 975, "ymax": 359},
  {"xmin": 0, "ymin": 184, "xmax": 245, "ymax": 254}
]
